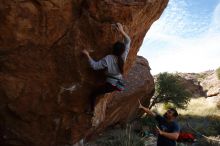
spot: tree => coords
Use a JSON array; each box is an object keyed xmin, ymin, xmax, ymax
[{"xmin": 149, "ymin": 72, "xmax": 191, "ymax": 109}]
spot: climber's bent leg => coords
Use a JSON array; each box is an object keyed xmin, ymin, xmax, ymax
[{"xmin": 90, "ymin": 83, "xmax": 116, "ymax": 112}]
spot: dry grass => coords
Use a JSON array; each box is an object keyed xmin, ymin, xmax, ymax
[
  {"xmin": 154, "ymin": 97, "xmax": 220, "ymax": 117},
  {"xmin": 86, "ymin": 125, "xmax": 145, "ymax": 146},
  {"xmin": 178, "ymin": 97, "xmax": 220, "ymax": 117}
]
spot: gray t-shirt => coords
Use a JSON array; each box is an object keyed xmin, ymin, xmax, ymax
[{"xmin": 88, "ymin": 35, "xmax": 131, "ymax": 85}]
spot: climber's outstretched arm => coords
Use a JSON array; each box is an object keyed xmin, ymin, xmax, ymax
[
  {"xmin": 116, "ymin": 23, "xmax": 130, "ymax": 40},
  {"xmin": 116, "ymin": 23, "xmax": 131, "ymax": 61},
  {"xmin": 82, "ymin": 49, "xmax": 107, "ymax": 70},
  {"xmin": 82, "ymin": 49, "xmax": 92, "ymax": 60}
]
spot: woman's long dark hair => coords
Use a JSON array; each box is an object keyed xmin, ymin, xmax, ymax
[{"xmin": 113, "ymin": 41, "xmax": 125, "ymax": 74}]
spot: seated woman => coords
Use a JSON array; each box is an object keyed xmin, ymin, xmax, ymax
[{"xmin": 82, "ymin": 23, "xmax": 131, "ymax": 113}]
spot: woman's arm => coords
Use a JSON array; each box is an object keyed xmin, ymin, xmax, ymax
[
  {"xmin": 82, "ymin": 49, "xmax": 92, "ymax": 60},
  {"xmin": 82, "ymin": 49, "xmax": 107, "ymax": 70},
  {"xmin": 116, "ymin": 23, "xmax": 130, "ymax": 40},
  {"xmin": 116, "ymin": 23, "xmax": 131, "ymax": 61}
]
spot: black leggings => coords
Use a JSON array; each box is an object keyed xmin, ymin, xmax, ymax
[{"xmin": 90, "ymin": 83, "xmax": 117, "ymax": 111}]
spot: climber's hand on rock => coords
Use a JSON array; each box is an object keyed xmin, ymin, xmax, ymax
[
  {"xmin": 82, "ymin": 49, "xmax": 89, "ymax": 56},
  {"xmin": 116, "ymin": 23, "xmax": 124, "ymax": 32}
]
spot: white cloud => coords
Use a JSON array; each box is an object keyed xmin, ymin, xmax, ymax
[
  {"xmin": 149, "ymin": 34, "xmax": 220, "ymax": 74},
  {"xmin": 138, "ymin": 0, "xmax": 220, "ymax": 75},
  {"xmin": 208, "ymin": 2, "xmax": 220, "ymax": 33}
]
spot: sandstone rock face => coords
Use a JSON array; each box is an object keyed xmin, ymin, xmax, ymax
[
  {"xmin": 177, "ymin": 73, "xmax": 207, "ymax": 98},
  {"xmin": 200, "ymin": 71, "xmax": 220, "ymax": 97},
  {"xmin": 0, "ymin": 0, "xmax": 168, "ymax": 146},
  {"xmin": 178, "ymin": 71, "xmax": 220, "ymax": 98}
]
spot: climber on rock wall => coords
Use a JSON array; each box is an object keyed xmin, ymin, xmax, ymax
[{"xmin": 82, "ymin": 23, "xmax": 131, "ymax": 114}]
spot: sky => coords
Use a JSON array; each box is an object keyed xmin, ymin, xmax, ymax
[{"xmin": 138, "ymin": 0, "xmax": 220, "ymax": 75}]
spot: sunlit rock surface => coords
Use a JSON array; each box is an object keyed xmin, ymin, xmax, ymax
[{"xmin": 0, "ymin": 0, "xmax": 168, "ymax": 145}]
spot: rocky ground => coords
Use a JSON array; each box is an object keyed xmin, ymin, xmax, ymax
[{"xmin": 84, "ymin": 125, "xmax": 220, "ymax": 146}]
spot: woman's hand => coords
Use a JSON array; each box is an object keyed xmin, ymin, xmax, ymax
[
  {"xmin": 82, "ymin": 49, "xmax": 89, "ymax": 57},
  {"xmin": 116, "ymin": 23, "xmax": 124, "ymax": 32},
  {"xmin": 115, "ymin": 22, "xmax": 129, "ymax": 39}
]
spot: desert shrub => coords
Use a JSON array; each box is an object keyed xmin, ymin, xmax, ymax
[
  {"xmin": 163, "ymin": 102, "xmax": 175, "ymax": 110},
  {"xmin": 150, "ymin": 72, "xmax": 191, "ymax": 109},
  {"xmin": 95, "ymin": 125, "xmax": 145, "ymax": 146}
]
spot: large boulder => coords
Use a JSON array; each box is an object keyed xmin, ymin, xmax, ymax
[
  {"xmin": 0, "ymin": 0, "xmax": 168, "ymax": 146},
  {"xmin": 177, "ymin": 71, "xmax": 220, "ymax": 98},
  {"xmin": 177, "ymin": 73, "xmax": 207, "ymax": 98},
  {"xmin": 200, "ymin": 70, "xmax": 220, "ymax": 97}
]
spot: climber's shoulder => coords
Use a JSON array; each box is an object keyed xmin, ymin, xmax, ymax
[{"xmin": 103, "ymin": 54, "xmax": 116, "ymax": 60}]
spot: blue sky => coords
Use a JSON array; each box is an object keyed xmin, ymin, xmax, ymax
[{"xmin": 138, "ymin": 0, "xmax": 220, "ymax": 75}]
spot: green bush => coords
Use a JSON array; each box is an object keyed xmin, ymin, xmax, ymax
[
  {"xmin": 163, "ymin": 102, "xmax": 175, "ymax": 110},
  {"xmin": 216, "ymin": 67, "xmax": 220, "ymax": 80},
  {"xmin": 150, "ymin": 72, "xmax": 192, "ymax": 109}
]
